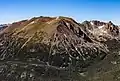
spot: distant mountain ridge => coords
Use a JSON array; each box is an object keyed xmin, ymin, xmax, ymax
[{"xmin": 0, "ymin": 24, "xmax": 9, "ymax": 31}]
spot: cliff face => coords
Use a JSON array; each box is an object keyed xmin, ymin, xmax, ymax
[{"xmin": 0, "ymin": 16, "xmax": 120, "ymax": 81}]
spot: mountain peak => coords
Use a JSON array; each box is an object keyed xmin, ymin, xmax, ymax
[{"xmin": 0, "ymin": 16, "xmax": 120, "ymax": 81}]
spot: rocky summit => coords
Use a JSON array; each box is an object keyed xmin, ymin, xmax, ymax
[{"xmin": 0, "ymin": 16, "xmax": 120, "ymax": 81}]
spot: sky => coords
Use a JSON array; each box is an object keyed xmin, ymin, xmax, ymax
[{"xmin": 0, "ymin": 0, "xmax": 120, "ymax": 24}]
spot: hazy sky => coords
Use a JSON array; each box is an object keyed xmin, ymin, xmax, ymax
[{"xmin": 0, "ymin": 0, "xmax": 120, "ymax": 24}]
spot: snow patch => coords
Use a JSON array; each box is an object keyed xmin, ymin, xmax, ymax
[
  {"xmin": 90, "ymin": 22, "xmax": 94, "ymax": 25},
  {"xmin": 79, "ymin": 73, "xmax": 86, "ymax": 77},
  {"xmin": 98, "ymin": 25, "xmax": 104, "ymax": 29},
  {"xmin": 56, "ymin": 16, "xmax": 59, "ymax": 20},
  {"xmin": 0, "ymin": 43, "xmax": 3, "ymax": 46},
  {"xmin": 64, "ymin": 34, "xmax": 67, "ymax": 37},
  {"xmin": 66, "ymin": 22, "xmax": 69, "ymax": 27},
  {"xmin": 118, "ymin": 51, "xmax": 120, "ymax": 56},
  {"xmin": 30, "ymin": 73, "xmax": 34, "ymax": 77},
  {"xmin": 111, "ymin": 61, "xmax": 117, "ymax": 64},
  {"xmin": 103, "ymin": 30, "xmax": 107, "ymax": 33}
]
